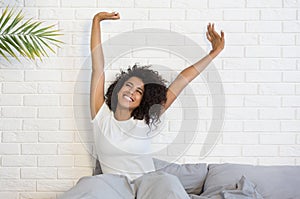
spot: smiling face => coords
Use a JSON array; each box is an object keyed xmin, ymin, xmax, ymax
[{"xmin": 116, "ymin": 76, "xmax": 145, "ymax": 112}]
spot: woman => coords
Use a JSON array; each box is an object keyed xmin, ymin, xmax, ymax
[{"xmin": 59, "ymin": 11, "xmax": 224, "ymax": 199}]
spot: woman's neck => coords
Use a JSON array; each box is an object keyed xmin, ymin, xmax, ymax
[{"xmin": 114, "ymin": 107, "xmax": 132, "ymax": 121}]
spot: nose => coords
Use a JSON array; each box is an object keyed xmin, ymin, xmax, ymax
[{"xmin": 128, "ymin": 87, "xmax": 135, "ymax": 95}]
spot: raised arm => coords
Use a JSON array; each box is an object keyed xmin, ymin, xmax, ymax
[
  {"xmin": 163, "ymin": 23, "xmax": 225, "ymax": 111},
  {"xmin": 90, "ymin": 12, "xmax": 120, "ymax": 119}
]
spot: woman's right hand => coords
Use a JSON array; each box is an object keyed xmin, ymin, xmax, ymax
[{"xmin": 93, "ymin": 11, "xmax": 120, "ymax": 22}]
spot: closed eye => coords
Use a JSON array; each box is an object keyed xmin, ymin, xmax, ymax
[
  {"xmin": 137, "ymin": 89, "xmax": 143, "ymax": 95},
  {"xmin": 125, "ymin": 82, "xmax": 133, "ymax": 88}
]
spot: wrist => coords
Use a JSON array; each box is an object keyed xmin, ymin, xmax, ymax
[
  {"xmin": 209, "ymin": 48, "xmax": 222, "ymax": 59},
  {"xmin": 93, "ymin": 15, "xmax": 103, "ymax": 23},
  {"xmin": 209, "ymin": 51, "xmax": 217, "ymax": 59}
]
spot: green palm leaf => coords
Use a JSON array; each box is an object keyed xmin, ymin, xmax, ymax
[{"xmin": 0, "ymin": 6, "xmax": 63, "ymax": 62}]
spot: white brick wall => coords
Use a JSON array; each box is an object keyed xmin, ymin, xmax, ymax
[{"xmin": 1, "ymin": 0, "xmax": 300, "ymax": 197}]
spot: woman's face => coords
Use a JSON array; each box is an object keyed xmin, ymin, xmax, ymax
[{"xmin": 117, "ymin": 76, "xmax": 144, "ymax": 111}]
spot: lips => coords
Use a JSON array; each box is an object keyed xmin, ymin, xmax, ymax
[{"xmin": 123, "ymin": 95, "xmax": 133, "ymax": 102}]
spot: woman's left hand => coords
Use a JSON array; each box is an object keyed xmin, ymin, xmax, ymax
[{"xmin": 206, "ymin": 23, "xmax": 225, "ymax": 58}]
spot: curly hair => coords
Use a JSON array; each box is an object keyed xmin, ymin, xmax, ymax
[{"xmin": 105, "ymin": 64, "xmax": 168, "ymax": 126}]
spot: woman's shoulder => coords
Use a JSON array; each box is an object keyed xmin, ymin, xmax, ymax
[{"xmin": 91, "ymin": 102, "xmax": 111, "ymax": 123}]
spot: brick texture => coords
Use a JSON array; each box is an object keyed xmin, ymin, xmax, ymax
[{"xmin": 0, "ymin": 0, "xmax": 300, "ymax": 198}]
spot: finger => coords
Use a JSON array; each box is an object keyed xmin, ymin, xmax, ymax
[
  {"xmin": 206, "ymin": 31, "xmax": 212, "ymax": 42},
  {"xmin": 112, "ymin": 11, "xmax": 118, "ymax": 15},
  {"xmin": 106, "ymin": 11, "xmax": 116, "ymax": 16},
  {"xmin": 220, "ymin": 30, "xmax": 225, "ymax": 43},
  {"xmin": 212, "ymin": 24, "xmax": 223, "ymax": 39},
  {"xmin": 207, "ymin": 23, "xmax": 211, "ymax": 34},
  {"xmin": 107, "ymin": 12, "xmax": 120, "ymax": 19},
  {"xmin": 211, "ymin": 23, "xmax": 219, "ymax": 38},
  {"xmin": 221, "ymin": 30, "xmax": 225, "ymax": 39},
  {"xmin": 113, "ymin": 12, "xmax": 120, "ymax": 19},
  {"xmin": 207, "ymin": 23, "xmax": 211, "ymax": 30},
  {"xmin": 207, "ymin": 23, "xmax": 215, "ymax": 39},
  {"xmin": 207, "ymin": 23, "xmax": 212, "ymax": 33},
  {"xmin": 213, "ymin": 24, "xmax": 219, "ymax": 37}
]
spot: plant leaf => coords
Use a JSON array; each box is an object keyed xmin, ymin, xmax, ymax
[
  {"xmin": 3, "ymin": 9, "xmax": 24, "ymax": 34},
  {"xmin": 0, "ymin": 7, "xmax": 14, "ymax": 32},
  {"xmin": 0, "ymin": 7, "xmax": 9, "ymax": 26},
  {"xmin": 10, "ymin": 35, "xmax": 29, "ymax": 57},
  {"xmin": 3, "ymin": 36, "xmax": 25, "ymax": 57},
  {"xmin": 0, "ymin": 40, "xmax": 20, "ymax": 61},
  {"xmin": 31, "ymin": 35, "xmax": 48, "ymax": 57},
  {"xmin": 38, "ymin": 37, "xmax": 56, "ymax": 54},
  {"xmin": 0, "ymin": 7, "xmax": 63, "ymax": 62},
  {"xmin": 0, "ymin": 49, "xmax": 11, "ymax": 62}
]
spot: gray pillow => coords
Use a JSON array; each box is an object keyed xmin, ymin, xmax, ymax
[
  {"xmin": 153, "ymin": 158, "xmax": 208, "ymax": 195},
  {"xmin": 204, "ymin": 163, "xmax": 300, "ymax": 199},
  {"xmin": 94, "ymin": 158, "xmax": 208, "ymax": 195}
]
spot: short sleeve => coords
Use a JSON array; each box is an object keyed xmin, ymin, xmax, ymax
[{"xmin": 90, "ymin": 102, "xmax": 111, "ymax": 124}]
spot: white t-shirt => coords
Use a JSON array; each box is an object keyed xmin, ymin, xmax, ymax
[{"xmin": 91, "ymin": 102, "xmax": 163, "ymax": 181}]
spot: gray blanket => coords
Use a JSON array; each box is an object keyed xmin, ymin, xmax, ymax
[
  {"xmin": 189, "ymin": 176, "xmax": 263, "ymax": 199},
  {"xmin": 59, "ymin": 171, "xmax": 263, "ymax": 199}
]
